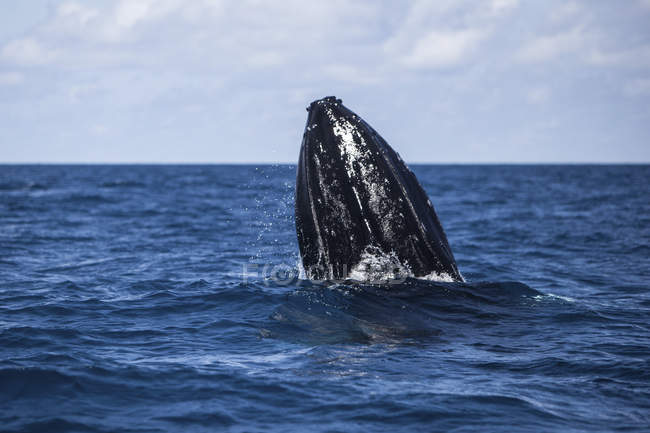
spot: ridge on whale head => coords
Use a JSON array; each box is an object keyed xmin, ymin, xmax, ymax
[{"xmin": 295, "ymin": 96, "xmax": 462, "ymax": 282}]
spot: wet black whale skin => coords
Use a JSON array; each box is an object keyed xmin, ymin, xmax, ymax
[{"xmin": 295, "ymin": 96, "xmax": 462, "ymax": 281}]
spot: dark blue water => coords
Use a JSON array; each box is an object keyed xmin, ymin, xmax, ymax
[{"xmin": 1, "ymin": 164, "xmax": 648, "ymax": 432}]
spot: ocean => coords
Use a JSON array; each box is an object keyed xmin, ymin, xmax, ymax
[{"xmin": 1, "ymin": 164, "xmax": 648, "ymax": 432}]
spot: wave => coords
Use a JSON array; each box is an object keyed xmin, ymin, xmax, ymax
[
  {"xmin": 61, "ymin": 193, "xmax": 115, "ymax": 204},
  {"xmin": 37, "ymin": 257, "xmax": 133, "ymax": 273},
  {"xmin": 0, "ymin": 181, "xmax": 48, "ymax": 192},
  {"xmin": 267, "ymin": 278, "xmax": 542, "ymax": 344},
  {"xmin": 100, "ymin": 180, "xmax": 146, "ymax": 188}
]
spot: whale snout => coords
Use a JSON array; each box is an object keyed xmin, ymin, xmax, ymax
[
  {"xmin": 302, "ymin": 96, "xmax": 356, "ymax": 160},
  {"xmin": 306, "ymin": 96, "xmax": 342, "ymax": 112}
]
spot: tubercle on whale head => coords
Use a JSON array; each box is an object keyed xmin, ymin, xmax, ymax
[{"xmin": 306, "ymin": 96, "xmax": 342, "ymax": 112}]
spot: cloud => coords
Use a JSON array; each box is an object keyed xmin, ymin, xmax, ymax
[
  {"xmin": 45, "ymin": 0, "xmax": 195, "ymax": 43},
  {"xmin": 6, "ymin": 0, "xmax": 380, "ymax": 73},
  {"xmin": 55, "ymin": 2, "xmax": 99, "ymax": 27},
  {"xmin": 517, "ymin": 27, "xmax": 586, "ymax": 63},
  {"xmin": 381, "ymin": 0, "xmax": 516, "ymax": 70},
  {"xmin": 517, "ymin": 4, "xmax": 650, "ymax": 69},
  {"xmin": 399, "ymin": 29, "xmax": 486, "ymax": 69},
  {"xmin": 586, "ymin": 45, "xmax": 650, "ymax": 68},
  {"xmin": 102, "ymin": 0, "xmax": 187, "ymax": 42},
  {"xmin": 1, "ymin": 37, "xmax": 56, "ymax": 66},
  {"xmin": 489, "ymin": 0, "xmax": 519, "ymax": 15}
]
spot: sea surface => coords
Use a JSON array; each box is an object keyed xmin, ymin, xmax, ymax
[{"xmin": 1, "ymin": 164, "xmax": 648, "ymax": 432}]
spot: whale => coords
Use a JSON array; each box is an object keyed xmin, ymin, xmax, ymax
[{"xmin": 295, "ymin": 96, "xmax": 462, "ymax": 282}]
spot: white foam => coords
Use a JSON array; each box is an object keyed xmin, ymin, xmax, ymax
[
  {"xmin": 533, "ymin": 293, "xmax": 576, "ymax": 302},
  {"xmin": 348, "ymin": 247, "xmax": 411, "ymax": 283},
  {"xmin": 346, "ymin": 246, "xmax": 463, "ymax": 284},
  {"xmin": 296, "ymin": 256, "xmax": 306, "ymax": 280},
  {"xmin": 420, "ymin": 271, "xmax": 458, "ymax": 283},
  {"xmin": 126, "ymin": 348, "xmax": 311, "ymax": 373}
]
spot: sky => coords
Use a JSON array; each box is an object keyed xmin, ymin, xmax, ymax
[{"xmin": 0, "ymin": 0, "xmax": 649, "ymax": 163}]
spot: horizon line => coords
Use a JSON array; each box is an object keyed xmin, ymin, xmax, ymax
[{"xmin": 1, "ymin": 161, "xmax": 649, "ymax": 165}]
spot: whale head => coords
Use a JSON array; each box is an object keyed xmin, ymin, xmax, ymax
[{"xmin": 295, "ymin": 96, "xmax": 461, "ymax": 282}]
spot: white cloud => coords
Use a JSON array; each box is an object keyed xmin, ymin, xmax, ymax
[
  {"xmin": 9, "ymin": 0, "xmax": 379, "ymax": 71},
  {"xmin": 586, "ymin": 49, "xmax": 625, "ymax": 67},
  {"xmin": 1, "ymin": 37, "xmax": 56, "ymax": 66},
  {"xmin": 586, "ymin": 45, "xmax": 650, "ymax": 68},
  {"xmin": 399, "ymin": 29, "xmax": 486, "ymax": 69},
  {"xmin": 489, "ymin": 0, "xmax": 519, "ymax": 15},
  {"xmin": 0, "ymin": 72, "xmax": 23, "ymax": 85},
  {"xmin": 101, "ymin": 0, "xmax": 184, "ymax": 42},
  {"xmin": 56, "ymin": 2, "xmax": 99, "ymax": 26},
  {"xmin": 517, "ymin": 27, "xmax": 585, "ymax": 63},
  {"xmin": 381, "ymin": 0, "xmax": 519, "ymax": 71},
  {"xmin": 44, "ymin": 0, "xmax": 190, "ymax": 43},
  {"xmin": 518, "ymin": 6, "xmax": 650, "ymax": 69},
  {"xmin": 114, "ymin": 0, "xmax": 156, "ymax": 30}
]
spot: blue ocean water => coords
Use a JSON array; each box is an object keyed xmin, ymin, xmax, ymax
[{"xmin": 0, "ymin": 164, "xmax": 648, "ymax": 432}]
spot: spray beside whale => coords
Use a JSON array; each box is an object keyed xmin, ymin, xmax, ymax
[{"xmin": 295, "ymin": 96, "xmax": 462, "ymax": 282}]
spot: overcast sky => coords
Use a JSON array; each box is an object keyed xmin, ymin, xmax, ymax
[{"xmin": 1, "ymin": 0, "xmax": 649, "ymax": 163}]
